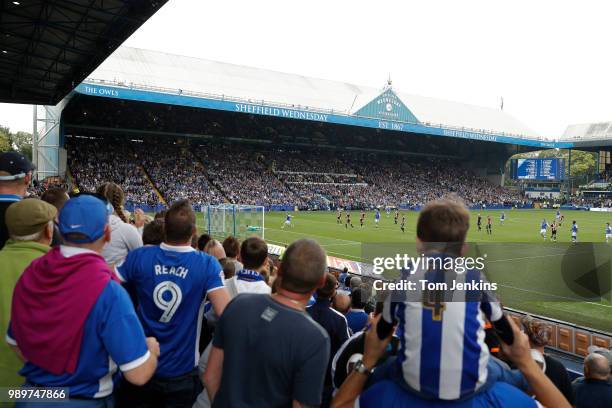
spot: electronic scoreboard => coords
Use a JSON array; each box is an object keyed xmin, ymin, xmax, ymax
[{"xmin": 510, "ymin": 158, "xmax": 565, "ymax": 180}]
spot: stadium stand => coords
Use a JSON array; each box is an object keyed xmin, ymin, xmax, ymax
[
  {"xmin": 193, "ymin": 143, "xmax": 301, "ymax": 207},
  {"xmin": 68, "ymin": 136, "xmax": 161, "ymax": 207},
  {"xmin": 133, "ymin": 141, "xmax": 224, "ymax": 207},
  {"xmin": 65, "ymin": 135, "xmax": 522, "ymax": 210}
]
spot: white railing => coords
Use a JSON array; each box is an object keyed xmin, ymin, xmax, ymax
[
  {"xmin": 560, "ymin": 134, "xmax": 612, "ymax": 141},
  {"xmin": 286, "ymin": 182, "xmax": 368, "ymax": 186},
  {"xmin": 275, "ymin": 170, "xmax": 358, "ymax": 177}
]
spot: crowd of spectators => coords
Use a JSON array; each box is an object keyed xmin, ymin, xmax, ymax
[
  {"xmin": 66, "ymin": 137, "xmax": 523, "ymax": 210},
  {"xmin": 194, "ymin": 144, "xmax": 299, "ymax": 207},
  {"xmin": 277, "ymin": 173, "xmax": 361, "ymax": 184},
  {"xmin": 133, "ymin": 142, "xmax": 224, "ymax": 207},
  {"xmin": 569, "ymin": 195, "xmax": 612, "ymax": 208},
  {"xmin": 273, "ymin": 149, "xmax": 357, "ymax": 175},
  {"xmin": 2, "ymin": 151, "xmax": 610, "ymax": 408},
  {"xmin": 65, "ymin": 134, "xmax": 612, "ymax": 211},
  {"xmin": 67, "ymin": 137, "xmax": 161, "ymax": 206},
  {"xmin": 353, "ymin": 154, "xmax": 521, "ymax": 208}
]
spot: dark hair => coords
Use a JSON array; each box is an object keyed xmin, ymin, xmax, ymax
[
  {"xmin": 223, "ymin": 236, "xmax": 241, "ymax": 258},
  {"xmin": 164, "ymin": 200, "xmax": 196, "ymax": 243},
  {"xmin": 280, "ymin": 239, "xmax": 327, "ymax": 294},
  {"xmin": 41, "ymin": 187, "xmax": 69, "ymax": 211},
  {"xmin": 316, "ymin": 273, "xmax": 337, "ymax": 299},
  {"xmin": 219, "ymin": 257, "xmax": 236, "ymax": 279},
  {"xmin": 240, "ymin": 237, "xmax": 268, "ymax": 270},
  {"xmin": 197, "ymin": 233, "xmax": 212, "ymax": 251},
  {"xmin": 350, "ymin": 287, "xmax": 367, "ymax": 309},
  {"xmin": 142, "ymin": 220, "xmax": 164, "ymax": 246},
  {"xmin": 96, "ymin": 182, "xmax": 128, "ymax": 223},
  {"xmin": 344, "ymin": 275, "xmax": 352, "ymax": 287},
  {"xmin": 155, "ymin": 210, "xmax": 167, "ymax": 220},
  {"xmin": 521, "ymin": 315, "xmax": 550, "ymax": 348}
]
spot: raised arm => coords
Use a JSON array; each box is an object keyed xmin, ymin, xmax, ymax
[
  {"xmin": 331, "ymin": 315, "xmax": 391, "ymax": 408},
  {"xmin": 501, "ymin": 317, "xmax": 571, "ymax": 408}
]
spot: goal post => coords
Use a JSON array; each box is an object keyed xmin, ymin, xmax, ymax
[{"xmin": 202, "ymin": 204, "xmax": 265, "ymax": 241}]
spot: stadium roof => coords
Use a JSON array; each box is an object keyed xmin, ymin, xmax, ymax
[
  {"xmin": 562, "ymin": 121, "xmax": 612, "ymax": 140},
  {"xmin": 90, "ymin": 48, "xmax": 539, "ymax": 133},
  {"xmin": 75, "ymin": 47, "xmax": 572, "ymax": 148},
  {"xmin": 0, "ymin": 0, "xmax": 168, "ymax": 105},
  {"xmin": 560, "ymin": 121, "xmax": 612, "ymax": 148}
]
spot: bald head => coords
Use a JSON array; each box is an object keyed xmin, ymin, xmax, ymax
[
  {"xmin": 204, "ymin": 239, "xmax": 226, "ymax": 260},
  {"xmin": 280, "ymin": 239, "xmax": 327, "ymax": 294},
  {"xmin": 585, "ymin": 353, "xmax": 611, "ymax": 380},
  {"xmin": 333, "ymin": 293, "xmax": 351, "ymax": 314},
  {"xmin": 350, "ymin": 276, "xmax": 362, "ymax": 291}
]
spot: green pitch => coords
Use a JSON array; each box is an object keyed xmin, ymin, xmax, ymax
[{"xmin": 197, "ymin": 209, "xmax": 612, "ymax": 333}]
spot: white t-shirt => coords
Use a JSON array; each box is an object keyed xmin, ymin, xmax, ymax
[
  {"xmin": 204, "ymin": 271, "xmax": 270, "ymax": 327},
  {"xmin": 224, "ymin": 275, "xmax": 271, "ymax": 298},
  {"xmin": 102, "ymin": 214, "xmax": 143, "ymax": 266}
]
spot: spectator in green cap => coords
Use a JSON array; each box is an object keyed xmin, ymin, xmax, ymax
[{"xmin": 0, "ymin": 198, "xmax": 56, "ymax": 388}]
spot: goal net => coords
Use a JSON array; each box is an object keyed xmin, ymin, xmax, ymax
[{"xmin": 202, "ymin": 204, "xmax": 265, "ymax": 241}]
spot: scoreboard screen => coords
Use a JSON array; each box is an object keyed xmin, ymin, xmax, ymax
[{"xmin": 512, "ymin": 158, "xmax": 565, "ymax": 181}]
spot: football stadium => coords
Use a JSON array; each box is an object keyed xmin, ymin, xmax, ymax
[{"xmin": 1, "ymin": 1, "xmax": 611, "ymax": 407}]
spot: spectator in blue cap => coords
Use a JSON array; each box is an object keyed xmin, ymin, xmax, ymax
[
  {"xmin": 0, "ymin": 151, "xmax": 35, "ymax": 249},
  {"xmin": 7, "ymin": 194, "xmax": 159, "ymax": 405}
]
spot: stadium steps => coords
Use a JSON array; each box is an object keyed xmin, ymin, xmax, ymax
[
  {"xmin": 189, "ymin": 150, "xmax": 232, "ymax": 203},
  {"xmin": 270, "ymin": 169, "xmax": 302, "ymax": 200},
  {"xmin": 138, "ymin": 165, "xmax": 168, "ymax": 206}
]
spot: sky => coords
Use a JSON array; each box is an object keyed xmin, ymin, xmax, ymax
[{"xmin": 1, "ymin": 0, "xmax": 611, "ymax": 139}]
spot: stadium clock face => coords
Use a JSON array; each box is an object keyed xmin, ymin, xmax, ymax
[{"xmin": 385, "ymin": 103, "xmax": 393, "ymax": 112}]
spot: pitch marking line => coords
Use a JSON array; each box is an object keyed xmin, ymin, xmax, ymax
[
  {"xmin": 485, "ymin": 250, "xmax": 593, "ymax": 263},
  {"xmin": 497, "ymin": 284, "xmax": 612, "ymax": 308},
  {"xmin": 266, "ymin": 240, "xmax": 610, "ymax": 308},
  {"xmin": 288, "ymin": 217, "xmax": 415, "ymax": 234},
  {"xmin": 200, "ymin": 223, "xmax": 611, "ymax": 309},
  {"xmin": 265, "ymin": 227, "xmax": 361, "ymax": 245},
  {"xmin": 322, "ymin": 242, "xmax": 362, "ymax": 247}
]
